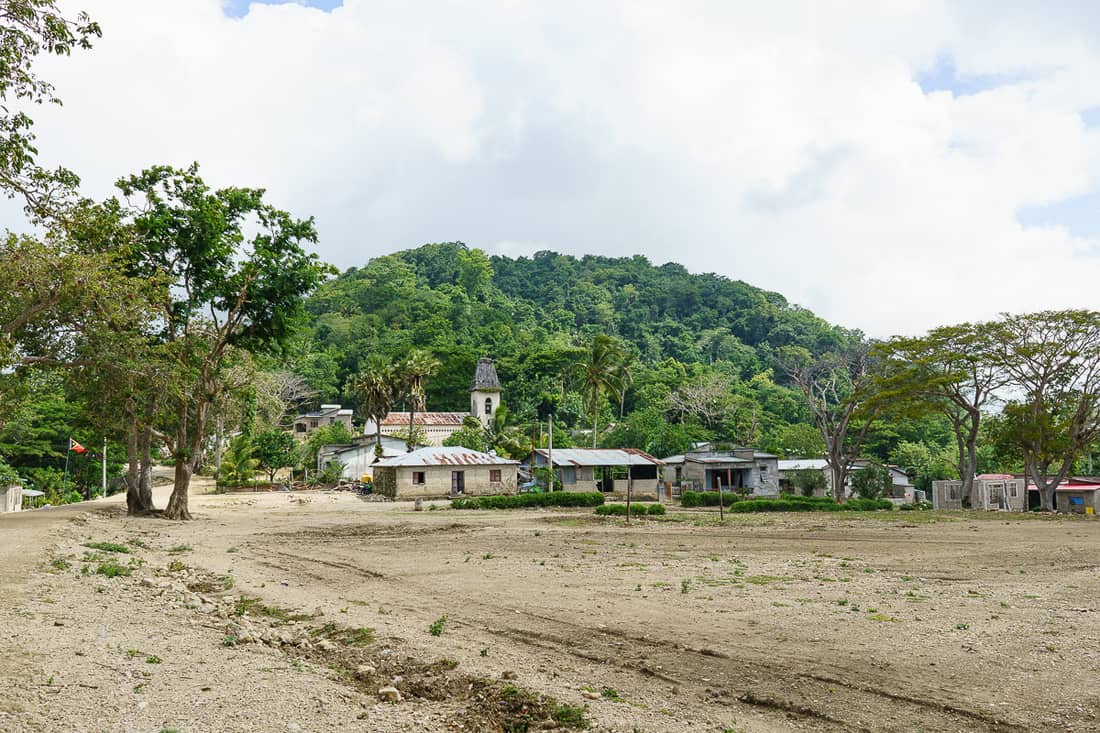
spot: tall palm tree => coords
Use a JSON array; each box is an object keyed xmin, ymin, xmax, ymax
[
  {"xmin": 347, "ymin": 355, "xmax": 397, "ymax": 457},
  {"xmin": 579, "ymin": 334, "xmax": 632, "ymax": 448},
  {"xmin": 402, "ymin": 349, "xmax": 441, "ymax": 452}
]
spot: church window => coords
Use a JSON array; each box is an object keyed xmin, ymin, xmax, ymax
[{"xmin": 485, "ymin": 397, "xmax": 493, "ymax": 415}]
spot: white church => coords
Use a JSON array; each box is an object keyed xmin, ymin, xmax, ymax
[{"xmin": 363, "ymin": 357, "xmax": 503, "ymax": 446}]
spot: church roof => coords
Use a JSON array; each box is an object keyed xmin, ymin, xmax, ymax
[
  {"xmin": 380, "ymin": 412, "xmax": 469, "ymax": 427},
  {"xmin": 471, "ymin": 358, "xmax": 501, "ymax": 391}
]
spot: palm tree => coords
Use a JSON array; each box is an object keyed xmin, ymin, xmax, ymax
[
  {"xmin": 578, "ymin": 335, "xmax": 632, "ymax": 448},
  {"xmin": 401, "ymin": 349, "xmax": 441, "ymax": 452},
  {"xmin": 347, "ymin": 355, "xmax": 397, "ymax": 457}
]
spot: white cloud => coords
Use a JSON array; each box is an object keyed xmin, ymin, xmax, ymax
[{"xmin": 16, "ymin": 0, "xmax": 1100, "ymax": 337}]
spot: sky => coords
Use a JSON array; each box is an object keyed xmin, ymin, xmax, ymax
[{"xmin": 13, "ymin": 0, "xmax": 1100, "ymax": 337}]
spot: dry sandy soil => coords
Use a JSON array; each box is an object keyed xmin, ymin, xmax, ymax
[{"xmin": 1, "ymin": 482, "xmax": 1099, "ymax": 733}]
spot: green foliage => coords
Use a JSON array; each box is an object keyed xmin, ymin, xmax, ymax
[
  {"xmin": 218, "ymin": 434, "xmax": 258, "ymax": 484},
  {"xmin": 95, "ymin": 560, "xmax": 131, "ymax": 578},
  {"xmin": 850, "ymin": 462, "xmax": 892, "ymax": 500},
  {"xmin": 681, "ymin": 493, "xmax": 890, "ymax": 512},
  {"xmin": 253, "ymin": 428, "xmax": 298, "ymax": 482},
  {"xmin": 428, "ymin": 615, "xmax": 447, "ymax": 636},
  {"xmin": 786, "ymin": 468, "xmax": 826, "ymax": 497},
  {"xmin": 302, "ymin": 422, "xmax": 355, "ymax": 468},
  {"xmin": 83, "ymin": 541, "xmax": 129, "ymax": 554},
  {"xmin": 451, "ymin": 492, "xmax": 605, "ymax": 510},
  {"xmin": 594, "ymin": 503, "xmax": 665, "ymax": 516}
]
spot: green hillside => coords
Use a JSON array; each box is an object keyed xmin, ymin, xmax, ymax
[{"xmin": 298, "ymin": 241, "xmax": 886, "ymax": 457}]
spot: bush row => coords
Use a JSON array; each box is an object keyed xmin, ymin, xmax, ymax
[
  {"xmin": 680, "ymin": 491, "xmax": 893, "ymax": 512},
  {"xmin": 451, "ymin": 491, "xmax": 605, "ymax": 510},
  {"xmin": 594, "ymin": 503, "xmax": 666, "ymax": 517}
]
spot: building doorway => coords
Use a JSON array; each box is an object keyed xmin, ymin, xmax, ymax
[{"xmin": 451, "ymin": 471, "xmax": 465, "ymax": 495}]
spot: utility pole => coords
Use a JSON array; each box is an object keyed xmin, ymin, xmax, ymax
[
  {"xmin": 102, "ymin": 436, "xmax": 108, "ymax": 498},
  {"xmin": 547, "ymin": 414, "xmax": 554, "ymax": 492}
]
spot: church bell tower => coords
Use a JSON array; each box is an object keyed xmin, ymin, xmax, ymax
[{"xmin": 470, "ymin": 358, "xmax": 503, "ymax": 429}]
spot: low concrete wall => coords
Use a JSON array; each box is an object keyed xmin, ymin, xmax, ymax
[{"xmin": 0, "ymin": 484, "xmax": 21, "ymax": 513}]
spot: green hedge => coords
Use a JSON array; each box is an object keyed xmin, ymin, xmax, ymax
[
  {"xmin": 451, "ymin": 492, "xmax": 605, "ymax": 510},
  {"xmin": 680, "ymin": 492, "xmax": 893, "ymax": 513},
  {"xmin": 595, "ymin": 503, "xmax": 666, "ymax": 516}
]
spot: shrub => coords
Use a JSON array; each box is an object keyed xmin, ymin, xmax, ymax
[
  {"xmin": 452, "ymin": 492, "xmax": 605, "ymax": 510},
  {"xmin": 594, "ymin": 503, "xmax": 665, "ymax": 517},
  {"xmin": 681, "ymin": 491, "xmax": 739, "ymax": 507}
]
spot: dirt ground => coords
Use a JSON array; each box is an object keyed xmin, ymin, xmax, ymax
[{"xmin": 1, "ymin": 484, "xmax": 1099, "ymax": 733}]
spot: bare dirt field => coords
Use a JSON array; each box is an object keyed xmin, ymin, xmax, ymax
[{"xmin": 2, "ymin": 486, "xmax": 1099, "ymax": 733}]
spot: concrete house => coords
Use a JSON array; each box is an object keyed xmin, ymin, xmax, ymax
[
  {"xmin": 932, "ymin": 474, "xmax": 1026, "ymax": 511},
  {"xmin": 293, "ymin": 404, "xmax": 354, "ymax": 441},
  {"xmin": 529, "ymin": 448, "xmax": 663, "ymax": 497},
  {"xmin": 1054, "ymin": 482, "xmax": 1100, "ymax": 514},
  {"xmin": 372, "ymin": 446, "xmax": 518, "ymax": 499},
  {"xmin": 318, "ymin": 434, "xmax": 409, "ymax": 482},
  {"xmin": 365, "ymin": 358, "xmax": 504, "ymax": 446},
  {"xmin": 664, "ymin": 448, "xmax": 780, "ymax": 496}
]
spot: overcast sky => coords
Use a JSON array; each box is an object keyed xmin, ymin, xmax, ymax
[{"xmin": 14, "ymin": 1, "xmax": 1100, "ymax": 337}]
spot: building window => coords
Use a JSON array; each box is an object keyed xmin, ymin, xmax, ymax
[
  {"xmin": 759, "ymin": 464, "xmax": 768, "ymax": 475},
  {"xmin": 485, "ymin": 397, "xmax": 493, "ymax": 415},
  {"xmin": 1008, "ymin": 484, "xmax": 1018, "ymax": 498},
  {"xmin": 489, "ymin": 469, "xmax": 501, "ymax": 483},
  {"xmin": 412, "ymin": 472, "xmax": 425, "ymax": 485},
  {"xmin": 295, "ymin": 423, "xmax": 306, "ymax": 432},
  {"xmin": 310, "ymin": 420, "xmax": 318, "ymax": 428}
]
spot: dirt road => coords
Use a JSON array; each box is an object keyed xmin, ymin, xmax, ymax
[{"xmin": 1, "ymin": 488, "xmax": 1098, "ymax": 732}]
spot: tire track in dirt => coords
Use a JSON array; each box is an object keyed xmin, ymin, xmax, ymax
[{"xmin": 244, "ymin": 543, "xmax": 1026, "ymax": 732}]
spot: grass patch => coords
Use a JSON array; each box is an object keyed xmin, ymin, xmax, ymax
[
  {"xmin": 96, "ymin": 560, "xmax": 132, "ymax": 578},
  {"xmin": 167, "ymin": 545, "xmax": 191, "ymax": 554},
  {"xmin": 84, "ymin": 541, "xmax": 130, "ymax": 554},
  {"xmin": 743, "ymin": 575, "xmax": 791, "ymax": 585},
  {"xmin": 234, "ymin": 596, "xmax": 311, "ymax": 622},
  {"xmin": 49, "ymin": 558, "xmax": 70, "ymax": 571},
  {"xmin": 429, "ymin": 615, "xmax": 447, "ymax": 636}
]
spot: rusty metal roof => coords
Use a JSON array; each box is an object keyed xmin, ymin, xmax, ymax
[
  {"xmin": 374, "ymin": 447, "xmax": 519, "ymax": 467},
  {"xmin": 379, "ymin": 411, "xmax": 469, "ymax": 426}
]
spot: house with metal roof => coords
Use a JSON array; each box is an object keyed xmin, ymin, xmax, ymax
[
  {"xmin": 529, "ymin": 448, "xmax": 663, "ymax": 497},
  {"xmin": 372, "ymin": 446, "xmax": 519, "ymax": 499},
  {"xmin": 663, "ymin": 447, "xmax": 780, "ymax": 496},
  {"xmin": 779, "ymin": 458, "xmax": 913, "ymax": 499}
]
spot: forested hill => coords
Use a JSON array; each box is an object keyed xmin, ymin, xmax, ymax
[{"xmin": 298, "ymin": 242, "xmax": 870, "ymax": 457}]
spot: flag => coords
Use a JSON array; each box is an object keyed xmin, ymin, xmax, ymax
[{"xmin": 69, "ymin": 438, "xmax": 86, "ymax": 454}]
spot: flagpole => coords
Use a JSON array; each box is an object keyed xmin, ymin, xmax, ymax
[{"xmin": 64, "ymin": 437, "xmax": 71, "ymax": 497}]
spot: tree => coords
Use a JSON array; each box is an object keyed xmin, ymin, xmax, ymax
[
  {"xmin": 0, "ymin": 1, "xmax": 100, "ymax": 219},
  {"xmin": 346, "ymin": 355, "xmax": 397, "ymax": 456},
  {"xmin": 850, "ymin": 462, "xmax": 891, "ymax": 500},
  {"xmin": 991, "ymin": 310, "xmax": 1100, "ymax": 511},
  {"xmin": 786, "ymin": 468, "xmax": 826, "ymax": 497},
  {"xmin": 878, "ymin": 322, "xmax": 1007, "ymax": 504},
  {"xmin": 218, "ymin": 434, "xmax": 258, "ymax": 484},
  {"xmin": 442, "ymin": 416, "xmax": 488, "ymax": 452},
  {"xmin": 116, "ymin": 163, "xmax": 332, "ymax": 519},
  {"xmin": 779, "ymin": 341, "xmax": 884, "ymax": 502},
  {"xmin": 400, "ymin": 349, "xmax": 440, "ymax": 452},
  {"xmin": 254, "ymin": 428, "xmax": 298, "ymax": 483},
  {"xmin": 578, "ymin": 334, "xmax": 631, "ymax": 448}
]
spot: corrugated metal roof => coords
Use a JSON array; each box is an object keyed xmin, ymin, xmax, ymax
[
  {"xmin": 778, "ymin": 459, "xmax": 830, "ymax": 471},
  {"xmin": 380, "ymin": 411, "xmax": 469, "ymax": 426},
  {"xmin": 375, "ymin": 446, "xmax": 519, "ymax": 467},
  {"xmin": 687, "ymin": 455, "xmax": 751, "ymax": 464},
  {"xmin": 533, "ymin": 448, "xmax": 663, "ymax": 467}
]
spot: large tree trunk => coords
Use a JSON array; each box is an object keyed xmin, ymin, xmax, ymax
[
  {"xmin": 164, "ymin": 460, "xmax": 193, "ymax": 520},
  {"xmin": 125, "ymin": 413, "xmax": 142, "ymax": 515},
  {"xmin": 137, "ymin": 426, "xmax": 154, "ymax": 512},
  {"xmin": 592, "ymin": 414, "xmax": 598, "ymax": 449}
]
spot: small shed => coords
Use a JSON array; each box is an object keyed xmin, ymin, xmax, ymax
[
  {"xmin": 373, "ymin": 446, "xmax": 518, "ymax": 499},
  {"xmin": 1054, "ymin": 484, "xmax": 1100, "ymax": 514},
  {"xmin": 529, "ymin": 449, "xmax": 663, "ymax": 497},
  {"xmin": 0, "ymin": 479, "xmax": 21, "ymax": 513},
  {"xmin": 932, "ymin": 475, "xmax": 1026, "ymax": 511}
]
